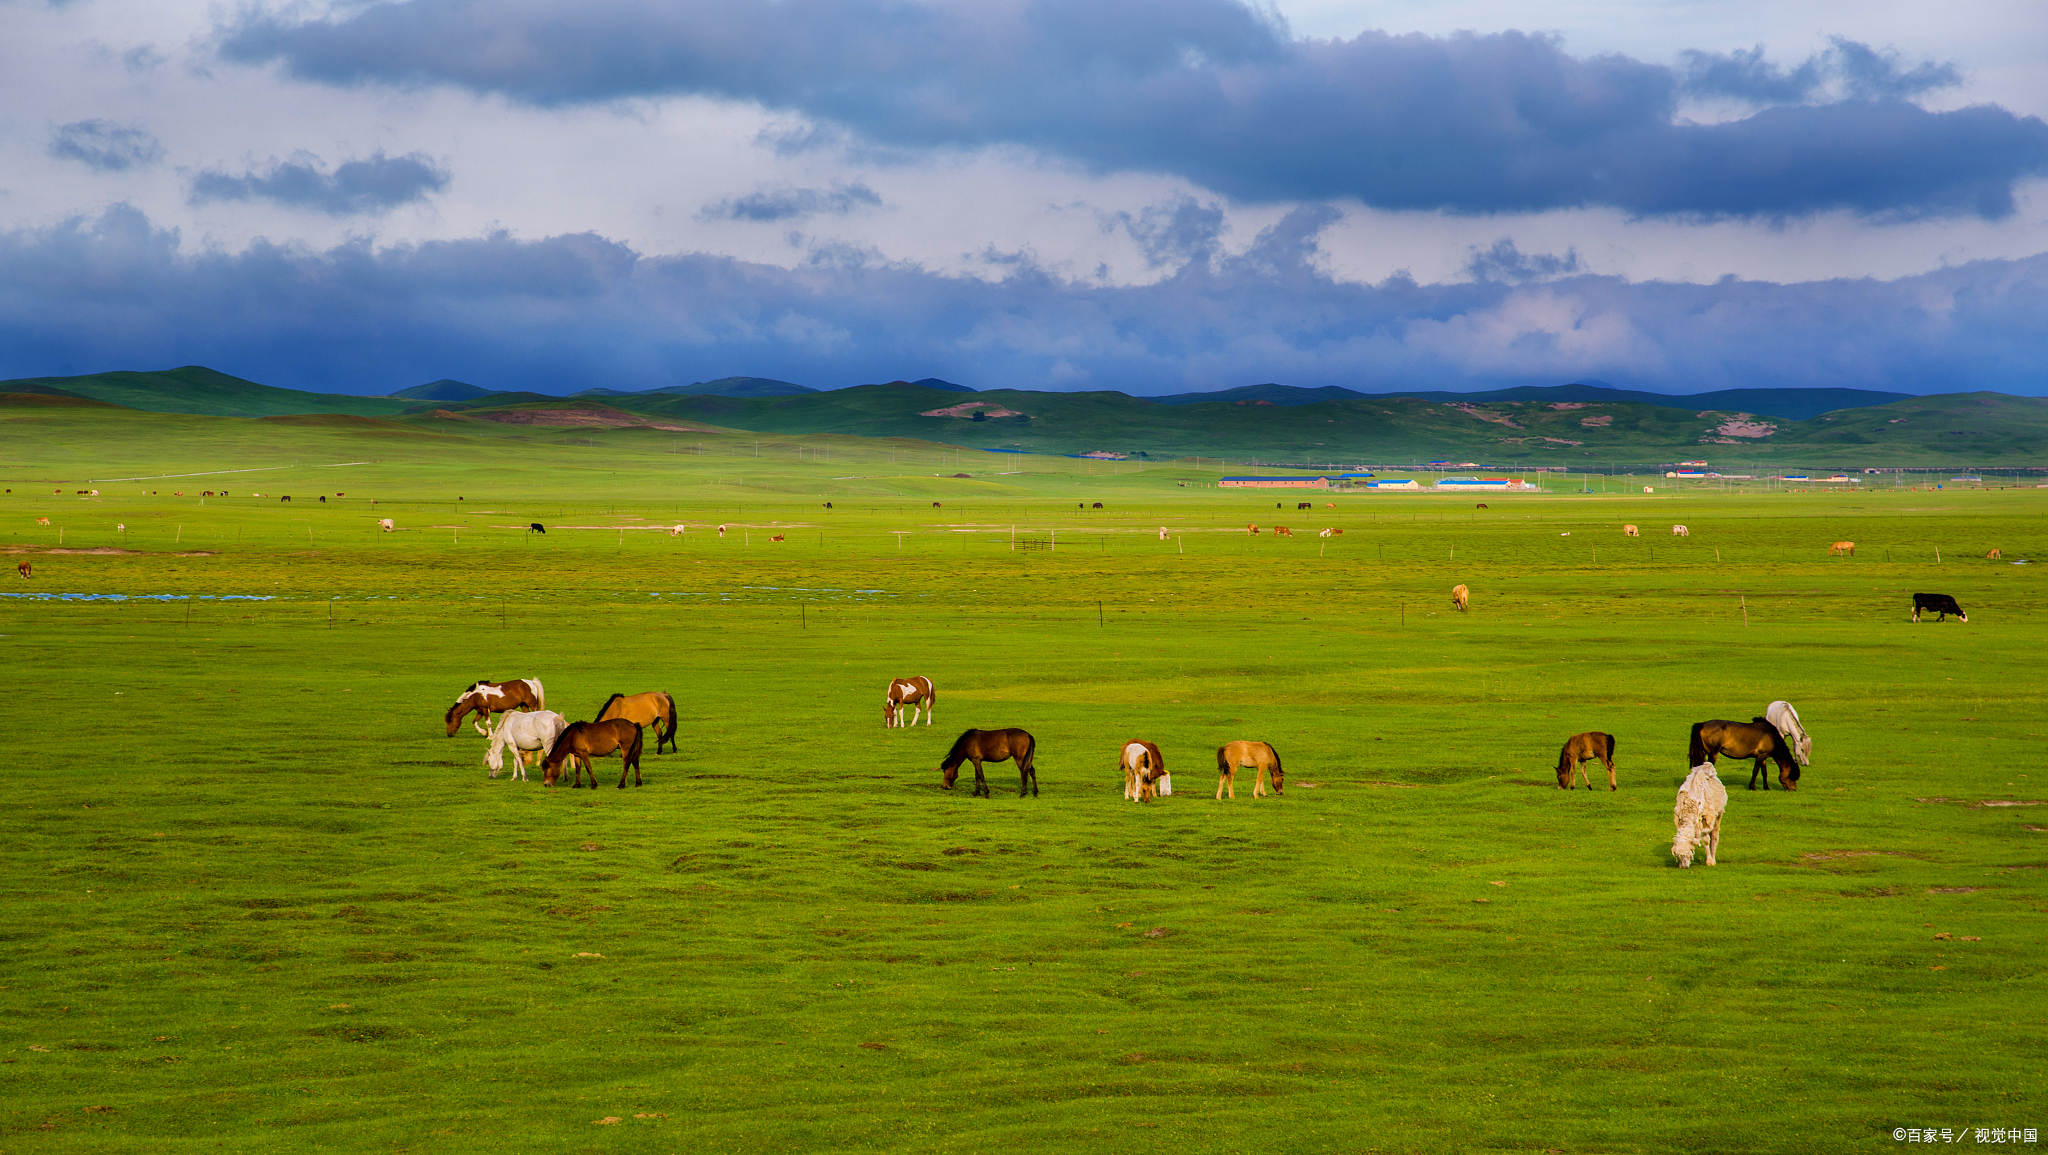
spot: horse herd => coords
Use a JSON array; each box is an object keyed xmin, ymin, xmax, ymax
[{"xmin": 444, "ymin": 673, "xmax": 1813, "ymax": 868}]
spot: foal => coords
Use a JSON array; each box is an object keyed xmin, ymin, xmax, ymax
[
  {"xmin": 1215, "ymin": 741, "xmax": 1283, "ymax": 799},
  {"xmin": 1555, "ymin": 732, "xmax": 1617, "ymax": 790}
]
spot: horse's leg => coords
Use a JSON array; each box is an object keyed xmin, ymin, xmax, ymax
[
  {"xmin": 1604, "ymin": 755, "xmax": 1617, "ymax": 791},
  {"xmin": 973, "ymin": 758, "xmax": 988, "ymax": 798}
]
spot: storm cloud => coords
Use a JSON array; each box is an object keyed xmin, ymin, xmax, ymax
[
  {"xmin": 217, "ymin": 0, "xmax": 2048, "ymax": 219},
  {"xmin": 189, "ymin": 151, "xmax": 450, "ymax": 216},
  {"xmin": 4, "ymin": 204, "xmax": 2041, "ymax": 398}
]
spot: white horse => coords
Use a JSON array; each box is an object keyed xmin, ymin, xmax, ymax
[
  {"xmin": 485, "ymin": 710, "xmax": 568, "ymax": 780},
  {"xmin": 1672, "ymin": 763, "xmax": 1728, "ymax": 867},
  {"xmin": 669, "ymin": 525, "xmax": 686, "ymax": 537},
  {"xmin": 1671, "ymin": 524, "xmax": 1689, "ymax": 536},
  {"xmin": 1765, "ymin": 700, "xmax": 1812, "ymax": 766}
]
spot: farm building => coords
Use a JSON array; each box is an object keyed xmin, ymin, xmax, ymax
[
  {"xmin": 1218, "ymin": 475, "xmax": 1332, "ymax": 489},
  {"xmin": 1434, "ymin": 477, "xmax": 1532, "ymax": 491},
  {"xmin": 1367, "ymin": 478, "xmax": 1420, "ymax": 490}
]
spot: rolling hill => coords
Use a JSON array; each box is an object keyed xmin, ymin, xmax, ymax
[
  {"xmin": 389, "ymin": 379, "xmax": 493, "ymax": 401},
  {"xmin": 0, "ymin": 366, "xmax": 414, "ymax": 418},
  {"xmin": 572, "ymin": 376, "xmax": 818, "ymax": 399},
  {"xmin": 1148, "ymin": 381, "xmax": 1913, "ymax": 421}
]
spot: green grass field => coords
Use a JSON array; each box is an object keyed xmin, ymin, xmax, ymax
[{"xmin": 2, "ymin": 410, "xmax": 2043, "ymax": 1153}]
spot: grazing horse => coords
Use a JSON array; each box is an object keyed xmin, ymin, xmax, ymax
[
  {"xmin": 530, "ymin": 523, "xmax": 546, "ymax": 534},
  {"xmin": 938, "ymin": 728, "xmax": 1038, "ymax": 798},
  {"xmin": 485, "ymin": 710, "xmax": 568, "ymax": 781},
  {"xmin": 885, "ymin": 676, "xmax": 935, "ymax": 728},
  {"xmin": 1246, "ymin": 524, "xmax": 1259, "ymax": 535},
  {"xmin": 1159, "ymin": 527, "xmax": 1170, "ymax": 540},
  {"xmin": 770, "ymin": 535, "xmax": 785, "ymax": 542},
  {"xmin": 1689, "ymin": 718, "xmax": 1799, "ymax": 791},
  {"xmin": 15, "ymin": 560, "xmax": 29, "ymax": 579},
  {"xmin": 595, "ymin": 692, "xmax": 678, "ymax": 754},
  {"xmin": 542, "ymin": 719, "xmax": 645, "ymax": 789},
  {"xmin": 1274, "ymin": 526, "xmax": 1293, "ymax": 537},
  {"xmin": 445, "ymin": 678, "xmax": 546, "ymax": 737},
  {"xmin": 1121, "ymin": 740, "xmax": 1168, "ymax": 802},
  {"xmin": 932, "ymin": 502, "xmax": 942, "ymax": 509},
  {"xmin": 35, "ymin": 517, "xmax": 50, "ymax": 526},
  {"xmin": 1318, "ymin": 527, "xmax": 1338, "ymax": 539},
  {"xmin": 1672, "ymin": 764, "xmax": 1728, "ymax": 867},
  {"xmin": 1451, "ymin": 583, "xmax": 1470, "ymax": 612},
  {"xmin": 1297, "ymin": 502, "xmax": 1313, "ymax": 510},
  {"xmin": 1671, "ymin": 525, "xmax": 1688, "ymax": 536},
  {"xmin": 669, "ymin": 525, "xmax": 685, "ymax": 537},
  {"xmin": 1986, "ymin": 548, "xmax": 2002, "ymax": 559},
  {"xmin": 1765, "ymin": 700, "xmax": 1812, "ymax": 766},
  {"xmin": 1555, "ymin": 732, "xmax": 1617, "ymax": 790},
  {"xmin": 1912, "ymin": 593, "xmax": 1967, "ymax": 622},
  {"xmin": 1215, "ymin": 741, "xmax": 1283, "ymax": 799},
  {"xmin": 1829, "ymin": 541, "xmax": 1854, "ymax": 556},
  {"xmin": 379, "ymin": 519, "xmax": 395, "ymax": 532},
  {"xmin": 1624, "ymin": 524, "xmax": 1639, "ymax": 536}
]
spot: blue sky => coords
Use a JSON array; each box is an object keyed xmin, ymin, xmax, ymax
[{"xmin": 3, "ymin": 0, "xmax": 2045, "ymax": 397}]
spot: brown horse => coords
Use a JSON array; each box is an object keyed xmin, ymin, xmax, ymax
[
  {"xmin": 15, "ymin": 560, "xmax": 28, "ymax": 579},
  {"xmin": 1121, "ymin": 740, "xmax": 1168, "ymax": 802},
  {"xmin": 1689, "ymin": 718, "xmax": 1799, "ymax": 791},
  {"xmin": 595, "ymin": 692, "xmax": 677, "ymax": 754},
  {"xmin": 445, "ymin": 678, "xmax": 546, "ymax": 737},
  {"xmin": 542, "ymin": 719, "xmax": 644, "ymax": 789},
  {"xmin": 1555, "ymin": 732, "xmax": 1617, "ymax": 790},
  {"xmin": 1216, "ymin": 741, "xmax": 1283, "ymax": 799},
  {"xmin": 938, "ymin": 728, "xmax": 1037, "ymax": 798}
]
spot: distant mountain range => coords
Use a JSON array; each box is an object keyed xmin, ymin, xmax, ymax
[{"xmin": 4, "ymin": 365, "xmax": 2037, "ymax": 465}]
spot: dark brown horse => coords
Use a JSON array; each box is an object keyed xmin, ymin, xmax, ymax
[
  {"xmin": 938, "ymin": 728, "xmax": 1037, "ymax": 798},
  {"xmin": 445, "ymin": 678, "xmax": 546, "ymax": 737},
  {"xmin": 542, "ymin": 719, "xmax": 644, "ymax": 789},
  {"xmin": 1690, "ymin": 718, "xmax": 1799, "ymax": 791},
  {"xmin": 594, "ymin": 692, "xmax": 677, "ymax": 754},
  {"xmin": 1556, "ymin": 732, "xmax": 1617, "ymax": 790}
]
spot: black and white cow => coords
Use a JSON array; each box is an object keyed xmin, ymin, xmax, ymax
[{"xmin": 1912, "ymin": 593, "xmax": 1967, "ymax": 622}]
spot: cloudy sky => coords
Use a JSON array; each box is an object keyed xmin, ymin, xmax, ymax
[{"xmin": 3, "ymin": 0, "xmax": 2045, "ymax": 397}]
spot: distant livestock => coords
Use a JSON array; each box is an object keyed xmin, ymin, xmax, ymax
[
  {"xmin": 1829, "ymin": 541, "xmax": 1854, "ymax": 556},
  {"xmin": 823, "ymin": 502, "xmax": 832, "ymax": 509},
  {"xmin": 379, "ymin": 519, "xmax": 395, "ymax": 532},
  {"xmin": 530, "ymin": 523, "xmax": 546, "ymax": 534},
  {"xmin": 1986, "ymin": 548, "xmax": 2002, "ymax": 559},
  {"xmin": 669, "ymin": 525, "xmax": 685, "ymax": 537},
  {"xmin": 280, "ymin": 495, "xmax": 291, "ymax": 502},
  {"xmin": 1246, "ymin": 523, "xmax": 1259, "ymax": 535},
  {"xmin": 1274, "ymin": 526, "xmax": 1293, "ymax": 537},
  {"xmin": 1297, "ymin": 502, "xmax": 1312, "ymax": 510},
  {"xmin": 1451, "ymin": 583, "xmax": 1470, "ymax": 612},
  {"xmin": 1671, "ymin": 525, "xmax": 1688, "ymax": 536},
  {"xmin": 116, "ymin": 524, "xmax": 125, "ymax": 532},
  {"xmin": 717, "ymin": 525, "xmax": 727, "ymax": 538},
  {"xmin": 1475, "ymin": 502, "xmax": 1487, "ymax": 510},
  {"xmin": 15, "ymin": 560, "xmax": 29, "ymax": 579},
  {"xmin": 1671, "ymin": 764, "xmax": 1728, "ymax": 868},
  {"xmin": 318, "ymin": 496, "xmax": 326, "ymax": 503},
  {"xmin": 1318, "ymin": 527, "xmax": 1341, "ymax": 539},
  {"xmin": 932, "ymin": 502, "xmax": 942, "ymax": 509},
  {"xmin": 88, "ymin": 489, "xmax": 99, "ymax": 497},
  {"xmin": 1623, "ymin": 524, "xmax": 1640, "ymax": 536},
  {"xmin": 769, "ymin": 535, "xmax": 785, "ymax": 542},
  {"xmin": 1158, "ymin": 527, "xmax": 1169, "ymax": 540},
  {"xmin": 1093, "ymin": 503, "xmax": 1104, "ymax": 509},
  {"xmin": 35, "ymin": 517, "xmax": 49, "ymax": 526},
  {"xmin": 1911, "ymin": 593, "xmax": 1966, "ymax": 623}
]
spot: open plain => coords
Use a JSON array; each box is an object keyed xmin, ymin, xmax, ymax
[{"xmin": 1, "ymin": 411, "xmax": 2043, "ymax": 1153}]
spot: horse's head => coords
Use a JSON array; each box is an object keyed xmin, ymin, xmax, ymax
[
  {"xmin": 1268, "ymin": 763, "xmax": 1284, "ymax": 794},
  {"xmin": 940, "ymin": 761, "xmax": 958, "ymax": 789},
  {"xmin": 884, "ymin": 701, "xmax": 897, "ymax": 727},
  {"xmin": 484, "ymin": 744, "xmax": 503, "ymax": 777},
  {"xmin": 444, "ymin": 695, "xmax": 474, "ymax": 737}
]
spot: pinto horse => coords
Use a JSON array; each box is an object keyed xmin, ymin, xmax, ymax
[
  {"xmin": 1555, "ymin": 732, "xmax": 1617, "ymax": 790},
  {"xmin": 938, "ymin": 728, "xmax": 1037, "ymax": 797},
  {"xmin": 1689, "ymin": 718, "xmax": 1799, "ymax": 791},
  {"xmin": 1216, "ymin": 741, "xmax": 1283, "ymax": 799},
  {"xmin": 445, "ymin": 678, "xmax": 546, "ymax": 737},
  {"xmin": 542, "ymin": 719, "xmax": 645, "ymax": 789},
  {"xmin": 595, "ymin": 692, "xmax": 678, "ymax": 754},
  {"xmin": 885, "ymin": 676, "xmax": 935, "ymax": 728},
  {"xmin": 1121, "ymin": 740, "xmax": 1168, "ymax": 802}
]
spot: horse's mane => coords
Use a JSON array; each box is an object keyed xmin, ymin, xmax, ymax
[
  {"xmin": 941, "ymin": 728, "xmax": 980, "ymax": 767},
  {"xmin": 594, "ymin": 692, "xmax": 624, "ymax": 720}
]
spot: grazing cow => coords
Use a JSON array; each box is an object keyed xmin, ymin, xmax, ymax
[
  {"xmin": 770, "ymin": 534, "xmax": 785, "ymax": 542},
  {"xmin": 1274, "ymin": 526, "xmax": 1293, "ymax": 537},
  {"xmin": 529, "ymin": 523, "xmax": 546, "ymax": 534},
  {"xmin": 1829, "ymin": 541, "xmax": 1854, "ymax": 556},
  {"xmin": 1247, "ymin": 523, "xmax": 1259, "ymax": 535},
  {"xmin": 378, "ymin": 519, "xmax": 395, "ymax": 532},
  {"xmin": 1297, "ymin": 502, "xmax": 1312, "ymax": 510},
  {"xmin": 1451, "ymin": 583, "xmax": 1470, "ymax": 612},
  {"xmin": 35, "ymin": 517, "xmax": 50, "ymax": 526},
  {"xmin": 1555, "ymin": 732, "xmax": 1617, "ymax": 790},
  {"xmin": 885, "ymin": 676, "xmax": 935, "ymax": 728},
  {"xmin": 1121, "ymin": 740, "xmax": 1169, "ymax": 802},
  {"xmin": 1623, "ymin": 524, "xmax": 1639, "ymax": 536},
  {"xmin": 484, "ymin": 710, "xmax": 569, "ymax": 781},
  {"xmin": 1986, "ymin": 548, "xmax": 2002, "ymax": 559},
  {"xmin": 16, "ymin": 560, "xmax": 29, "ymax": 579},
  {"xmin": 1671, "ymin": 764, "xmax": 1728, "ymax": 868},
  {"xmin": 1911, "ymin": 593, "xmax": 1967, "ymax": 623},
  {"xmin": 1671, "ymin": 525, "xmax": 1688, "ymax": 536},
  {"xmin": 669, "ymin": 525, "xmax": 685, "ymax": 537},
  {"xmin": 1215, "ymin": 741, "xmax": 1283, "ymax": 799}
]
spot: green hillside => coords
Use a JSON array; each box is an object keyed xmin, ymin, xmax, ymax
[{"xmin": 0, "ymin": 366, "xmax": 414, "ymax": 418}]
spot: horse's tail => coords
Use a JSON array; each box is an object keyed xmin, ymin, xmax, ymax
[
  {"xmin": 661, "ymin": 693, "xmax": 678, "ymax": 747},
  {"xmin": 1606, "ymin": 732, "xmax": 1617, "ymax": 762},
  {"xmin": 1687, "ymin": 722, "xmax": 1708, "ymax": 766},
  {"xmin": 594, "ymin": 692, "xmax": 624, "ymax": 722},
  {"xmin": 530, "ymin": 679, "xmax": 545, "ymax": 711},
  {"xmin": 1216, "ymin": 745, "xmax": 1230, "ymax": 774}
]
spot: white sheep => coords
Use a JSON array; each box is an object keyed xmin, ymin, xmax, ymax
[{"xmin": 1672, "ymin": 763, "xmax": 1728, "ymax": 868}]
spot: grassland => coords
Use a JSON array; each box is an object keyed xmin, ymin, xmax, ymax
[{"xmin": 1, "ymin": 405, "xmax": 2044, "ymax": 1153}]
